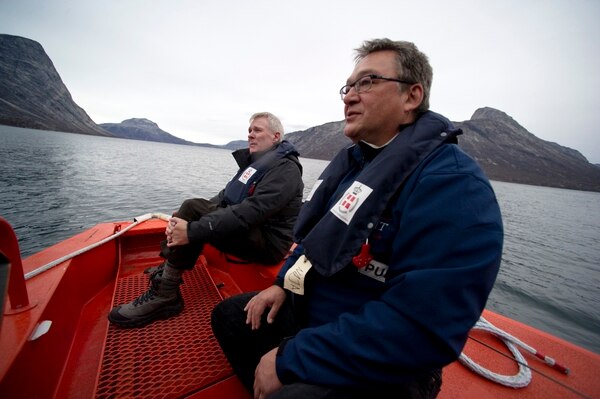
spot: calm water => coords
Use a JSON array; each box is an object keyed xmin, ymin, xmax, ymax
[{"xmin": 1, "ymin": 126, "xmax": 599, "ymax": 354}]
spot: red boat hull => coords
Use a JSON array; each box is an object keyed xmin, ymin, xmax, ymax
[{"xmin": 1, "ymin": 217, "xmax": 598, "ymax": 398}]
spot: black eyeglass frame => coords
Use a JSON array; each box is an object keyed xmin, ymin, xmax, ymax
[{"xmin": 339, "ymin": 74, "xmax": 416, "ymax": 100}]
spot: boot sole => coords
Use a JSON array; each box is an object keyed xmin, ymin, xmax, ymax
[{"xmin": 108, "ymin": 300, "xmax": 184, "ymax": 328}]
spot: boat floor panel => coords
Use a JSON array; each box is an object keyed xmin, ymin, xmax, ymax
[{"xmin": 96, "ymin": 263, "xmax": 231, "ymax": 399}]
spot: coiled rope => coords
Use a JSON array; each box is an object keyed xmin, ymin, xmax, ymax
[
  {"xmin": 24, "ymin": 213, "xmax": 170, "ymax": 280},
  {"xmin": 459, "ymin": 316, "xmax": 570, "ymax": 388}
]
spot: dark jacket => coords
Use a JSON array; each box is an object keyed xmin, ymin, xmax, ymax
[
  {"xmin": 275, "ymin": 113, "xmax": 503, "ymax": 389},
  {"xmin": 187, "ymin": 141, "xmax": 304, "ymax": 263}
]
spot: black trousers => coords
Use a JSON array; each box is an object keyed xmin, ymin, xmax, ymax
[
  {"xmin": 211, "ymin": 292, "xmax": 442, "ymax": 399},
  {"xmin": 160, "ymin": 198, "xmax": 278, "ymax": 270}
]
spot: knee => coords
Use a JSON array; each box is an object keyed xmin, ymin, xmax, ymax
[
  {"xmin": 211, "ymin": 303, "xmax": 227, "ymax": 344},
  {"xmin": 210, "ymin": 299, "xmax": 229, "ymax": 330},
  {"xmin": 176, "ymin": 199, "xmax": 196, "ymax": 219},
  {"xmin": 211, "ymin": 292, "xmax": 257, "ymax": 333},
  {"xmin": 211, "ymin": 295, "xmax": 244, "ymax": 334},
  {"xmin": 176, "ymin": 198, "xmax": 218, "ymax": 220}
]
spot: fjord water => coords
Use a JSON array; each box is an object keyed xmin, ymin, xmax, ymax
[{"xmin": 1, "ymin": 125, "xmax": 599, "ymax": 355}]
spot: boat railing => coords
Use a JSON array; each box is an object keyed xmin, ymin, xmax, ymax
[
  {"xmin": 0, "ymin": 216, "xmax": 30, "ymax": 313},
  {"xmin": 0, "ymin": 252, "xmax": 9, "ymax": 330}
]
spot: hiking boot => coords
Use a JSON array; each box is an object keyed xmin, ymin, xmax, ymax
[
  {"xmin": 108, "ymin": 271, "xmax": 184, "ymax": 328},
  {"xmin": 144, "ymin": 261, "xmax": 166, "ymax": 275}
]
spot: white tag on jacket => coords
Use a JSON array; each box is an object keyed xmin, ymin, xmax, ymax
[
  {"xmin": 238, "ymin": 167, "xmax": 257, "ymax": 184},
  {"xmin": 284, "ymin": 255, "xmax": 312, "ymax": 295},
  {"xmin": 357, "ymin": 259, "xmax": 388, "ymax": 283},
  {"xmin": 330, "ymin": 181, "xmax": 373, "ymax": 225}
]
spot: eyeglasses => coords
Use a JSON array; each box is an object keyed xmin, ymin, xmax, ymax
[{"xmin": 339, "ymin": 74, "xmax": 416, "ymax": 100}]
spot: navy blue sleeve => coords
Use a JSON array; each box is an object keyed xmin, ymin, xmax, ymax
[{"xmin": 275, "ymin": 243, "xmax": 305, "ymax": 286}]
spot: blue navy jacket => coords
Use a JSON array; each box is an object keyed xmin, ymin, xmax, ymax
[{"xmin": 275, "ymin": 112, "xmax": 503, "ymax": 389}]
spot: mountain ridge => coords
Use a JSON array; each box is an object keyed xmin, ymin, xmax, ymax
[
  {"xmin": 100, "ymin": 118, "xmax": 197, "ymax": 146},
  {"xmin": 0, "ymin": 34, "xmax": 113, "ymax": 137},
  {"xmin": 1, "ymin": 33, "xmax": 599, "ymax": 192}
]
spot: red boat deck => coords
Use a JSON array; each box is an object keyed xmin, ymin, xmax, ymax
[
  {"xmin": 98, "ymin": 264, "xmax": 229, "ymax": 398},
  {"xmin": 0, "ymin": 218, "xmax": 256, "ymax": 399}
]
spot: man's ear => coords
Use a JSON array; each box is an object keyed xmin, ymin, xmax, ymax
[
  {"xmin": 273, "ymin": 132, "xmax": 281, "ymax": 142},
  {"xmin": 404, "ymin": 83, "xmax": 424, "ymax": 113}
]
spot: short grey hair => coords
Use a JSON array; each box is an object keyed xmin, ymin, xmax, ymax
[
  {"xmin": 250, "ymin": 112, "xmax": 284, "ymax": 142},
  {"xmin": 354, "ymin": 38, "xmax": 433, "ymax": 114}
]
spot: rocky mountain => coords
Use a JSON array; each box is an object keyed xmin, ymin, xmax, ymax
[
  {"xmin": 100, "ymin": 118, "xmax": 198, "ymax": 145},
  {"xmin": 223, "ymin": 140, "xmax": 249, "ymax": 150},
  {"xmin": 455, "ymin": 108, "xmax": 600, "ymax": 191},
  {"xmin": 285, "ymin": 109, "xmax": 600, "ymax": 192},
  {"xmin": 286, "ymin": 121, "xmax": 349, "ymax": 160},
  {"xmin": 100, "ymin": 118, "xmax": 242, "ymax": 149},
  {"xmin": 0, "ymin": 34, "xmax": 112, "ymax": 136},
  {"xmin": 1, "ymin": 34, "xmax": 599, "ymax": 192}
]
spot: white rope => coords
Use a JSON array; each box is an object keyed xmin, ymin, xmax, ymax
[
  {"xmin": 24, "ymin": 213, "xmax": 170, "ymax": 280},
  {"xmin": 459, "ymin": 316, "xmax": 532, "ymax": 388},
  {"xmin": 459, "ymin": 315, "xmax": 570, "ymax": 388}
]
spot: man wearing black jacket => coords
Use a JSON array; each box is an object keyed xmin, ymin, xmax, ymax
[{"xmin": 109, "ymin": 112, "xmax": 304, "ymax": 328}]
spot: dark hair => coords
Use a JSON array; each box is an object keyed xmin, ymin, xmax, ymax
[{"xmin": 355, "ymin": 38, "xmax": 432, "ymax": 113}]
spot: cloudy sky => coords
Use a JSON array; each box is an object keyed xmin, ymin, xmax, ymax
[{"xmin": 1, "ymin": 0, "xmax": 599, "ymax": 163}]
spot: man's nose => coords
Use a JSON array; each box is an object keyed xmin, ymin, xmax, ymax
[{"xmin": 343, "ymin": 88, "xmax": 359, "ymax": 105}]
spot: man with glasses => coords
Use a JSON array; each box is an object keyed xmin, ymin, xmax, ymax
[
  {"xmin": 109, "ymin": 112, "xmax": 304, "ymax": 328},
  {"xmin": 212, "ymin": 39, "xmax": 503, "ymax": 399}
]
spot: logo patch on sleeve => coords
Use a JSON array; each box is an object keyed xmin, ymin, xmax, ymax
[
  {"xmin": 330, "ymin": 181, "xmax": 373, "ymax": 224},
  {"xmin": 238, "ymin": 167, "xmax": 257, "ymax": 184}
]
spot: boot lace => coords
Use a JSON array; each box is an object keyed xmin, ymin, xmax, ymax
[{"xmin": 132, "ymin": 275, "xmax": 160, "ymax": 306}]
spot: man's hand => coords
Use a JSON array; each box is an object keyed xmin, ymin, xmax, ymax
[
  {"xmin": 166, "ymin": 217, "xmax": 190, "ymax": 247},
  {"xmin": 244, "ymin": 285, "xmax": 286, "ymax": 330},
  {"xmin": 254, "ymin": 348, "xmax": 282, "ymax": 399}
]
